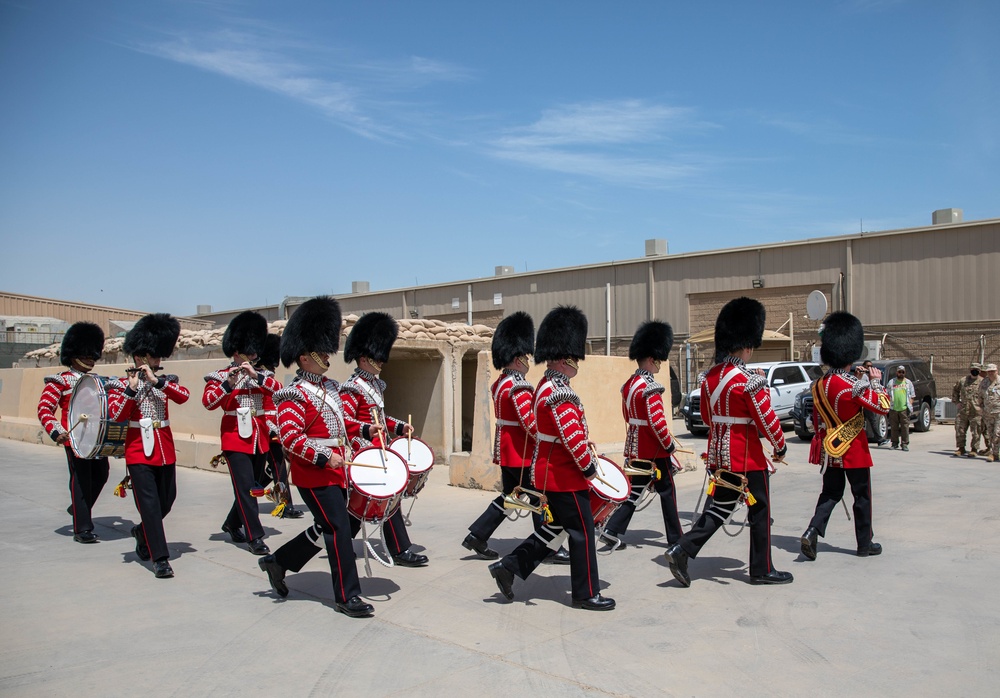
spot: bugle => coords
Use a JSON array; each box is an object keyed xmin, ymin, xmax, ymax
[
  {"xmin": 503, "ymin": 486, "xmax": 553, "ymax": 524},
  {"xmin": 623, "ymin": 457, "xmax": 660, "ymax": 479}
]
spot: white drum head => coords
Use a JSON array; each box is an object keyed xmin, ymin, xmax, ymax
[
  {"xmin": 592, "ymin": 456, "xmax": 629, "ymax": 503},
  {"xmin": 68, "ymin": 374, "xmax": 106, "ymax": 458},
  {"xmin": 348, "ymin": 447, "xmax": 408, "ymax": 497},
  {"xmin": 389, "ymin": 437, "xmax": 434, "ymax": 474}
]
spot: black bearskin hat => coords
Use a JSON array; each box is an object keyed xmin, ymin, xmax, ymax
[
  {"xmin": 714, "ymin": 297, "xmax": 765, "ymax": 355},
  {"xmin": 534, "ymin": 305, "xmax": 587, "ymax": 363},
  {"xmin": 60, "ymin": 322, "xmax": 105, "ymax": 367},
  {"xmin": 123, "ymin": 313, "xmax": 180, "ymax": 359},
  {"xmin": 343, "ymin": 312, "xmax": 398, "ymax": 364},
  {"xmin": 819, "ymin": 311, "xmax": 864, "ymax": 368},
  {"xmin": 629, "ymin": 320, "xmax": 674, "ymax": 362},
  {"xmin": 259, "ymin": 333, "xmax": 281, "ymax": 371},
  {"xmin": 491, "ymin": 311, "xmax": 535, "ymax": 370},
  {"xmin": 222, "ymin": 311, "xmax": 268, "ymax": 358},
  {"xmin": 280, "ymin": 297, "xmax": 342, "ymax": 368}
]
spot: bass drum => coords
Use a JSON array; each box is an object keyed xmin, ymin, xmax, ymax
[
  {"xmin": 590, "ymin": 455, "xmax": 630, "ymax": 528},
  {"xmin": 68, "ymin": 373, "xmax": 127, "ymax": 459},
  {"xmin": 346, "ymin": 447, "xmax": 409, "ymax": 523},
  {"xmin": 388, "ymin": 436, "xmax": 434, "ymax": 497}
]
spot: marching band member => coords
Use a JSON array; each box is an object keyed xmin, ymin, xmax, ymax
[
  {"xmin": 37, "ymin": 322, "xmax": 109, "ymax": 544},
  {"xmin": 664, "ymin": 297, "xmax": 791, "ymax": 587},
  {"xmin": 340, "ymin": 312, "xmax": 428, "ymax": 568},
  {"xmin": 801, "ymin": 312, "xmax": 889, "ymax": 560},
  {"xmin": 202, "ymin": 311, "xmax": 278, "ymax": 555},
  {"xmin": 489, "ymin": 306, "xmax": 615, "ymax": 611},
  {"xmin": 601, "ymin": 320, "xmax": 682, "ymax": 550},
  {"xmin": 257, "ymin": 297, "xmax": 373, "ymax": 617},
  {"xmin": 462, "ymin": 311, "xmax": 539, "ymax": 559},
  {"xmin": 256, "ymin": 333, "xmax": 303, "ymax": 519},
  {"xmin": 108, "ymin": 314, "xmax": 189, "ymax": 579}
]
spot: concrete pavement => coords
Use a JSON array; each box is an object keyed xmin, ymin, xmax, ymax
[{"xmin": 1, "ymin": 421, "xmax": 998, "ymax": 697}]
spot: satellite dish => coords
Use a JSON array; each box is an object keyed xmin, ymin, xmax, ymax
[{"xmin": 806, "ymin": 291, "xmax": 828, "ymax": 321}]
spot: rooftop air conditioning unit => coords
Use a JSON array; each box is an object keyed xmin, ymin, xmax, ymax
[{"xmin": 860, "ymin": 340, "xmax": 882, "ymax": 361}]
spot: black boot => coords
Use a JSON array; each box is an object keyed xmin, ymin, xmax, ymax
[
  {"xmin": 800, "ymin": 527, "xmax": 819, "ymax": 561},
  {"xmin": 336, "ymin": 596, "xmax": 374, "ymax": 618},
  {"xmin": 462, "ymin": 532, "xmax": 499, "ymax": 560},
  {"xmin": 857, "ymin": 542, "xmax": 883, "ymax": 557},
  {"xmin": 664, "ymin": 543, "xmax": 690, "ymax": 587},
  {"xmin": 258, "ymin": 554, "xmax": 288, "ymax": 597},
  {"xmin": 488, "ymin": 561, "xmax": 515, "ymax": 601}
]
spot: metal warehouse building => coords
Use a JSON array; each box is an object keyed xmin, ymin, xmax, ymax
[{"xmin": 260, "ymin": 210, "xmax": 998, "ymax": 397}]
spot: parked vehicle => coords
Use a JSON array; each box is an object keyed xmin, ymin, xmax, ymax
[
  {"xmin": 680, "ymin": 361, "xmax": 823, "ymax": 436},
  {"xmin": 790, "ymin": 359, "xmax": 937, "ymax": 442}
]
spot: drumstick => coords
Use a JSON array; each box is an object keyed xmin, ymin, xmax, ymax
[
  {"xmin": 593, "ymin": 474, "xmax": 620, "ymax": 492},
  {"xmin": 407, "ymin": 413, "xmax": 412, "ymax": 460},
  {"xmin": 673, "ymin": 448, "xmax": 694, "ymax": 455},
  {"xmin": 344, "ymin": 460, "xmax": 388, "ymax": 470},
  {"xmin": 370, "ymin": 411, "xmax": 389, "ymax": 471},
  {"xmin": 67, "ymin": 414, "xmax": 89, "ymax": 434}
]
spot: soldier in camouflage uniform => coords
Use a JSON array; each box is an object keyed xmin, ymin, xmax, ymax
[
  {"xmin": 981, "ymin": 364, "xmax": 1000, "ymax": 462},
  {"xmin": 952, "ymin": 362, "xmax": 983, "ymax": 457}
]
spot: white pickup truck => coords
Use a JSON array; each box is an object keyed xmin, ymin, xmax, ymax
[{"xmin": 679, "ymin": 361, "xmax": 823, "ymax": 436}]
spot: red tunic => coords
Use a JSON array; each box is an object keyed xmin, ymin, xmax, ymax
[
  {"xmin": 491, "ymin": 369, "xmax": 537, "ymax": 467},
  {"xmin": 275, "ymin": 371, "xmax": 351, "ymax": 489},
  {"xmin": 621, "ymin": 369, "xmax": 676, "ymax": 460},
  {"xmin": 531, "ymin": 370, "xmax": 596, "ymax": 492},
  {"xmin": 107, "ymin": 375, "xmax": 190, "ymax": 466},
  {"xmin": 202, "ymin": 364, "xmax": 281, "ymax": 454},
  {"xmin": 340, "ymin": 369, "xmax": 406, "ymax": 450},
  {"xmin": 809, "ymin": 368, "xmax": 889, "ymax": 469},
  {"xmin": 700, "ymin": 358, "xmax": 785, "ymax": 473},
  {"xmin": 37, "ymin": 369, "xmax": 88, "ymax": 440}
]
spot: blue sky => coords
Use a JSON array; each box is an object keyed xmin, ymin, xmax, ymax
[{"xmin": 2, "ymin": 0, "xmax": 997, "ymax": 316}]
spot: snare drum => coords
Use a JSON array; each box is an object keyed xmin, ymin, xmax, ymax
[
  {"xmin": 589, "ymin": 455, "xmax": 630, "ymax": 528},
  {"xmin": 68, "ymin": 373, "xmax": 127, "ymax": 459},
  {"xmin": 388, "ymin": 436, "xmax": 434, "ymax": 497},
  {"xmin": 346, "ymin": 447, "xmax": 409, "ymax": 523}
]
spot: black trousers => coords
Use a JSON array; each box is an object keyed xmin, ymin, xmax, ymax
[
  {"xmin": 223, "ymin": 451, "xmax": 266, "ymax": 540},
  {"xmin": 64, "ymin": 447, "xmax": 110, "ymax": 534},
  {"xmin": 254, "ymin": 441, "xmax": 296, "ymax": 508},
  {"xmin": 128, "ymin": 462, "xmax": 176, "ymax": 562},
  {"xmin": 351, "ymin": 507, "xmax": 412, "ymax": 556},
  {"xmin": 468, "ymin": 465, "xmax": 536, "ymax": 542},
  {"xmin": 273, "ymin": 485, "xmax": 362, "ymax": 603},
  {"xmin": 678, "ymin": 469, "xmax": 774, "ymax": 578},
  {"xmin": 500, "ymin": 489, "xmax": 601, "ymax": 602},
  {"xmin": 604, "ymin": 457, "xmax": 683, "ymax": 544},
  {"xmin": 807, "ymin": 466, "xmax": 874, "ymax": 549}
]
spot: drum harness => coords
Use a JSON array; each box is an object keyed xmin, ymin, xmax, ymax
[
  {"xmin": 301, "ymin": 378, "xmax": 397, "ymax": 574},
  {"xmin": 350, "ymin": 376, "xmax": 426, "ymax": 543}
]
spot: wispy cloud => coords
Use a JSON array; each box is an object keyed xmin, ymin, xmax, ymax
[
  {"xmin": 754, "ymin": 111, "xmax": 881, "ymax": 147},
  {"xmin": 136, "ymin": 29, "xmax": 471, "ymax": 141},
  {"xmin": 487, "ymin": 100, "xmax": 716, "ymax": 187}
]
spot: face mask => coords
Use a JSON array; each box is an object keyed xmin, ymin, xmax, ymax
[{"xmin": 971, "ymin": 370, "xmax": 980, "ymax": 376}]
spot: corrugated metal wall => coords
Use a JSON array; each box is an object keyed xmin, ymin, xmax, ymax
[
  {"xmin": 268, "ymin": 218, "xmax": 1000, "ymax": 343},
  {"xmin": 0, "ymin": 292, "xmax": 213, "ymax": 332}
]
